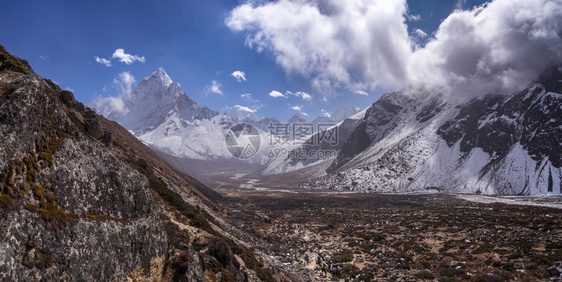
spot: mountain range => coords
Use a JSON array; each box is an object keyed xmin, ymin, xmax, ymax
[
  {"xmin": 90, "ymin": 65, "xmax": 562, "ymax": 196},
  {"xmin": 298, "ymin": 66, "xmax": 562, "ymax": 195},
  {"xmin": 91, "ymin": 68, "xmax": 363, "ymax": 162}
]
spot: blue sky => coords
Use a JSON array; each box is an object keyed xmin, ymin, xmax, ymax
[{"xmin": 2, "ymin": 0, "xmax": 553, "ymax": 122}]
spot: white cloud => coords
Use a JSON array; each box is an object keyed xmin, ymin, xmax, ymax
[
  {"xmin": 113, "ymin": 71, "xmax": 136, "ymax": 95},
  {"xmin": 269, "ymin": 90, "xmax": 287, "ymax": 98},
  {"xmin": 408, "ymin": 0, "xmax": 562, "ymax": 97},
  {"xmin": 227, "ymin": 0, "xmax": 562, "ymax": 98},
  {"xmin": 289, "ymin": 103, "xmax": 308, "ymax": 116},
  {"xmin": 95, "ymin": 56, "xmax": 112, "ymax": 67},
  {"xmin": 226, "ymin": 0, "xmax": 411, "ymax": 92},
  {"xmin": 235, "ymin": 105, "xmax": 256, "ymax": 113},
  {"xmin": 90, "ymin": 96, "xmax": 130, "ymax": 116},
  {"xmin": 354, "ymin": 90, "xmax": 369, "ymax": 96},
  {"xmin": 413, "ymin": 29, "xmax": 427, "ymax": 38},
  {"xmin": 408, "ymin": 14, "xmax": 421, "ymax": 21},
  {"xmin": 206, "ymin": 80, "xmax": 223, "ymax": 95},
  {"xmin": 287, "ymin": 91, "xmax": 312, "ymax": 101},
  {"xmin": 112, "ymin": 49, "xmax": 146, "ymax": 65},
  {"xmin": 39, "ymin": 55, "xmax": 50, "ymax": 61},
  {"xmin": 94, "ymin": 48, "xmax": 145, "ymax": 66},
  {"xmin": 321, "ymin": 109, "xmax": 331, "ymax": 117},
  {"xmin": 455, "ymin": 0, "xmax": 468, "ymax": 10},
  {"xmin": 89, "ymin": 72, "xmax": 136, "ymax": 117},
  {"xmin": 232, "ymin": 70, "xmax": 247, "ymax": 82},
  {"xmin": 240, "ymin": 93, "xmax": 263, "ymax": 110}
]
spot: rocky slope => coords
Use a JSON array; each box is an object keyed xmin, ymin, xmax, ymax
[
  {"xmin": 301, "ymin": 66, "xmax": 562, "ymax": 195},
  {"xmin": 0, "ymin": 45, "xmax": 166, "ymax": 280},
  {"xmin": 0, "ymin": 44, "xmax": 294, "ymax": 281}
]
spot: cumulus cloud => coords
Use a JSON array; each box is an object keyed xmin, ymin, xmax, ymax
[
  {"xmin": 112, "ymin": 49, "xmax": 146, "ymax": 65},
  {"xmin": 235, "ymin": 105, "xmax": 256, "ymax": 113},
  {"xmin": 287, "ymin": 91, "xmax": 312, "ymax": 101},
  {"xmin": 227, "ymin": 0, "xmax": 562, "ymax": 98},
  {"xmin": 269, "ymin": 90, "xmax": 287, "ymax": 98},
  {"xmin": 232, "ymin": 70, "xmax": 247, "ymax": 82},
  {"xmin": 408, "ymin": 0, "xmax": 562, "ymax": 96},
  {"xmin": 95, "ymin": 56, "xmax": 112, "ymax": 67},
  {"xmin": 226, "ymin": 0, "xmax": 411, "ymax": 92},
  {"xmin": 288, "ymin": 104, "xmax": 308, "ymax": 116},
  {"xmin": 95, "ymin": 48, "xmax": 145, "ymax": 66},
  {"xmin": 354, "ymin": 90, "xmax": 369, "ymax": 96},
  {"xmin": 206, "ymin": 80, "xmax": 223, "ymax": 95}
]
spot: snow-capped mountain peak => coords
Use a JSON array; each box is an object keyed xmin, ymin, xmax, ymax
[
  {"xmin": 245, "ymin": 112, "xmax": 262, "ymax": 122},
  {"xmin": 133, "ymin": 68, "xmax": 174, "ymax": 100},
  {"xmin": 330, "ymin": 105, "xmax": 361, "ymax": 123},
  {"xmin": 228, "ymin": 108, "xmax": 244, "ymax": 121},
  {"xmin": 151, "ymin": 67, "xmax": 173, "ymax": 86},
  {"xmin": 288, "ymin": 113, "xmax": 308, "ymax": 123},
  {"xmin": 91, "ymin": 68, "xmax": 218, "ymax": 133}
]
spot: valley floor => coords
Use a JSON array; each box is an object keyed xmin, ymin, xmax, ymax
[{"xmin": 220, "ymin": 192, "xmax": 562, "ymax": 281}]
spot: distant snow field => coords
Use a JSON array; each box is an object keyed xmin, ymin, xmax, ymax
[{"xmin": 456, "ymin": 194, "xmax": 562, "ymax": 209}]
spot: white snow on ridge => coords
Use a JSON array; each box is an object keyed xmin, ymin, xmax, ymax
[
  {"xmin": 301, "ymin": 80, "xmax": 562, "ymax": 195},
  {"xmin": 456, "ymin": 194, "xmax": 562, "ymax": 209}
]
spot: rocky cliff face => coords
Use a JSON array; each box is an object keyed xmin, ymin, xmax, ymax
[
  {"xmin": 0, "ymin": 45, "xmax": 167, "ymax": 280},
  {"xmin": 437, "ymin": 65, "xmax": 562, "ymax": 169}
]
